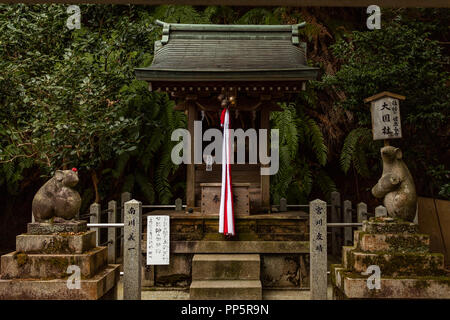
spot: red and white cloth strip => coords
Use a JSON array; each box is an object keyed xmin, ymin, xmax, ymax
[{"xmin": 219, "ymin": 108, "xmax": 235, "ymax": 236}]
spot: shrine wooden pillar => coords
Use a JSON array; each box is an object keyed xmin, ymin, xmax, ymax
[
  {"xmin": 186, "ymin": 99, "xmax": 197, "ymax": 208},
  {"xmin": 260, "ymin": 107, "xmax": 270, "ymax": 210}
]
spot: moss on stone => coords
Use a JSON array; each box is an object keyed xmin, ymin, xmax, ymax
[
  {"xmin": 344, "ymin": 247, "xmax": 355, "ymax": 270},
  {"xmin": 358, "ymin": 251, "xmax": 445, "ymax": 277},
  {"xmin": 364, "ymin": 219, "xmax": 418, "ymax": 234},
  {"xmin": 384, "ymin": 234, "xmax": 429, "ymax": 253},
  {"xmin": 15, "ymin": 253, "xmax": 29, "ymax": 267},
  {"xmin": 48, "ymin": 257, "xmax": 69, "ymax": 271},
  {"xmin": 413, "ymin": 279, "xmax": 430, "ymax": 290},
  {"xmin": 42, "ymin": 236, "xmax": 70, "ymax": 254},
  {"xmin": 156, "ymin": 274, "xmax": 190, "ymax": 287}
]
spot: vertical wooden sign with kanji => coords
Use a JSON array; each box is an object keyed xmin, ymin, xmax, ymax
[{"xmin": 364, "ymin": 92, "xmax": 405, "ymax": 141}]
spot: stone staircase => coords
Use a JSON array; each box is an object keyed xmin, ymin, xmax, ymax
[
  {"xmin": 190, "ymin": 254, "xmax": 262, "ymax": 300},
  {"xmin": 331, "ymin": 217, "xmax": 450, "ymax": 299},
  {"xmin": 0, "ymin": 221, "xmax": 120, "ymax": 300}
]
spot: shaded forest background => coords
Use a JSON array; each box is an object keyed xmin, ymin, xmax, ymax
[{"xmin": 0, "ymin": 4, "xmax": 449, "ymax": 251}]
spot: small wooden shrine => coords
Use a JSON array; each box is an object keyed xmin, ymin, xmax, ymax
[
  {"xmin": 136, "ymin": 20, "xmax": 319, "ymax": 214},
  {"xmin": 135, "ymin": 21, "xmax": 319, "ymax": 296}
]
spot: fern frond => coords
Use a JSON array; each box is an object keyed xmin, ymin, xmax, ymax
[
  {"xmin": 305, "ymin": 116, "xmax": 327, "ymax": 166},
  {"xmin": 353, "ymin": 142, "xmax": 370, "ymax": 178},
  {"xmin": 340, "ymin": 127, "xmax": 371, "ymax": 173},
  {"xmin": 297, "ymin": 160, "xmax": 313, "ymax": 196},
  {"xmin": 155, "ymin": 149, "xmax": 174, "ymax": 204}
]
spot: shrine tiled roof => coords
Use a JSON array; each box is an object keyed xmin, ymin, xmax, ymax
[{"xmin": 135, "ymin": 20, "xmax": 319, "ymax": 82}]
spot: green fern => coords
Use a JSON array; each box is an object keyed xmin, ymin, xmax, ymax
[
  {"xmin": 296, "ymin": 160, "xmax": 313, "ymax": 196},
  {"xmin": 304, "ymin": 116, "xmax": 327, "ymax": 166},
  {"xmin": 271, "ymin": 101, "xmax": 333, "ymax": 203},
  {"xmin": 340, "ymin": 127, "xmax": 372, "ymax": 176}
]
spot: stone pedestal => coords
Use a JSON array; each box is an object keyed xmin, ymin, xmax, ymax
[
  {"xmin": 331, "ymin": 217, "xmax": 450, "ymax": 299},
  {"xmin": 0, "ymin": 222, "xmax": 120, "ymax": 300}
]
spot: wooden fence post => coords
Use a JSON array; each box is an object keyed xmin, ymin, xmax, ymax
[
  {"xmin": 123, "ymin": 199, "xmax": 142, "ymax": 300},
  {"xmin": 343, "ymin": 200, "xmax": 353, "ymax": 246},
  {"xmin": 89, "ymin": 203, "xmax": 100, "ymax": 247},
  {"xmin": 279, "ymin": 198, "xmax": 287, "ymax": 212},
  {"xmin": 310, "ymin": 199, "xmax": 327, "ymax": 300},
  {"xmin": 330, "ymin": 191, "xmax": 341, "ymax": 256},
  {"xmin": 357, "ymin": 202, "xmax": 368, "ymax": 230},
  {"xmin": 175, "ymin": 198, "xmax": 182, "ymax": 211},
  {"xmin": 107, "ymin": 200, "xmax": 117, "ymax": 264}
]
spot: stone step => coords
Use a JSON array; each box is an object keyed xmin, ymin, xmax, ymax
[
  {"xmin": 342, "ymin": 245, "xmax": 357, "ymax": 270},
  {"xmin": 0, "ymin": 247, "xmax": 107, "ymax": 280},
  {"xmin": 362, "ymin": 218, "xmax": 418, "ymax": 234},
  {"xmin": 16, "ymin": 231, "xmax": 96, "ymax": 254},
  {"xmin": 192, "ymin": 254, "xmax": 260, "ymax": 280},
  {"xmin": 354, "ymin": 231, "xmax": 430, "ymax": 253},
  {"xmin": 349, "ymin": 251, "xmax": 445, "ymax": 276},
  {"xmin": 332, "ymin": 265, "xmax": 450, "ymax": 299},
  {"xmin": 190, "ymin": 280, "xmax": 262, "ymax": 300},
  {"xmin": 27, "ymin": 221, "xmax": 87, "ymax": 235},
  {"xmin": 0, "ymin": 264, "xmax": 120, "ymax": 300}
]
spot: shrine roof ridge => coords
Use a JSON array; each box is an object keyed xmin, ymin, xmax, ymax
[
  {"xmin": 135, "ymin": 20, "xmax": 319, "ymax": 83},
  {"xmin": 155, "ymin": 19, "xmax": 306, "ymax": 32}
]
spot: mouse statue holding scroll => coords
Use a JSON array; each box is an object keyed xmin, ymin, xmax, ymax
[
  {"xmin": 32, "ymin": 168, "xmax": 82, "ymax": 222},
  {"xmin": 371, "ymin": 146, "xmax": 417, "ymax": 222}
]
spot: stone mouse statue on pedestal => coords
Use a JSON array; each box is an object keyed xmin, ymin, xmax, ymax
[
  {"xmin": 371, "ymin": 146, "xmax": 417, "ymax": 222},
  {"xmin": 32, "ymin": 168, "xmax": 82, "ymax": 222}
]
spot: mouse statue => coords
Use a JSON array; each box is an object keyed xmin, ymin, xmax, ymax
[
  {"xmin": 32, "ymin": 168, "xmax": 82, "ymax": 222},
  {"xmin": 371, "ymin": 146, "xmax": 417, "ymax": 222}
]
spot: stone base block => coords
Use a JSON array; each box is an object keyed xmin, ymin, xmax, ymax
[
  {"xmin": 342, "ymin": 246, "xmax": 356, "ymax": 269},
  {"xmin": 362, "ymin": 218, "xmax": 418, "ymax": 234},
  {"xmin": 16, "ymin": 231, "xmax": 96, "ymax": 254},
  {"xmin": 1, "ymin": 247, "xmax": 107, "ymax": 279},
  {"xmin": 192, "ymin": 254, "xmax": 260, "ymax": 280},
  {"xmin": 27, "ymin": 221, "xmax": 87, "ymax": 235},
  {"xmin": 350, "ymin": 251, "xmax": 445, "ymax": 276},
  {"xmin": 354, "ymin": 231, "xmax": 429, "ymax": 253},
  {"xmin": 332, "ymin": 266, "xmax": 450, "ymax": 299},
  {"xmin": 190, "ymin": 280, "xmax": 262, "ymax": 300},
  {"xmin": 0, "ymin": 264, "xmax": 120, "ymax": 300}
]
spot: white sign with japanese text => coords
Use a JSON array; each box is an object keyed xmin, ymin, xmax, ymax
[
  {"xmin": 370, "ymin": 97, "xmax": 402, "ymax": 140},
  {"xmin": 147, "ymin": 215, "xmax": 170, "ymax": 265}
]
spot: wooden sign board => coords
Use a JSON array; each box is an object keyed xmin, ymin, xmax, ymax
[
  {"xmin": 147, "ymin": 215, "xmax": 170, "ymax": 265},
  {"xmin": 365, "ymin": 92, "xmax": 405, "ymax": 141},
  {"xmin": 200, "ymin": 183, "xmax": 250, "ymax": 216}
]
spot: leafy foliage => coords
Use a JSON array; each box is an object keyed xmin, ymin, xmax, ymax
[
  {"xmin": 340, "ymin": 128, "xmax": 377, "ymax": 178},
  {"xmin": 0, "ymin": 4, "xmax": 448, "ymax": 226},
  {"xmin": 0, "ymin": 4, "xmax": 189, "ymax": 209},
  {"xmin": 323, "ymin": 14, "xmax": 449, "ymax": 198},
  {"xmin": 271, "ymin": 102, "xmax": 336, "ymax": 204}
]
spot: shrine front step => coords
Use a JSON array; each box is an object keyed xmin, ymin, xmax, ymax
[
  {"xmin": 190, "ymin": 253, "xmax": 262, "ymax": 299},
  {"xmin": 192, "ymin": 254, "xmax": 260, "ymax": 280},
  {"xmin": 190, "ymin": 280, "xmax": 262, "ymax": 300}
]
